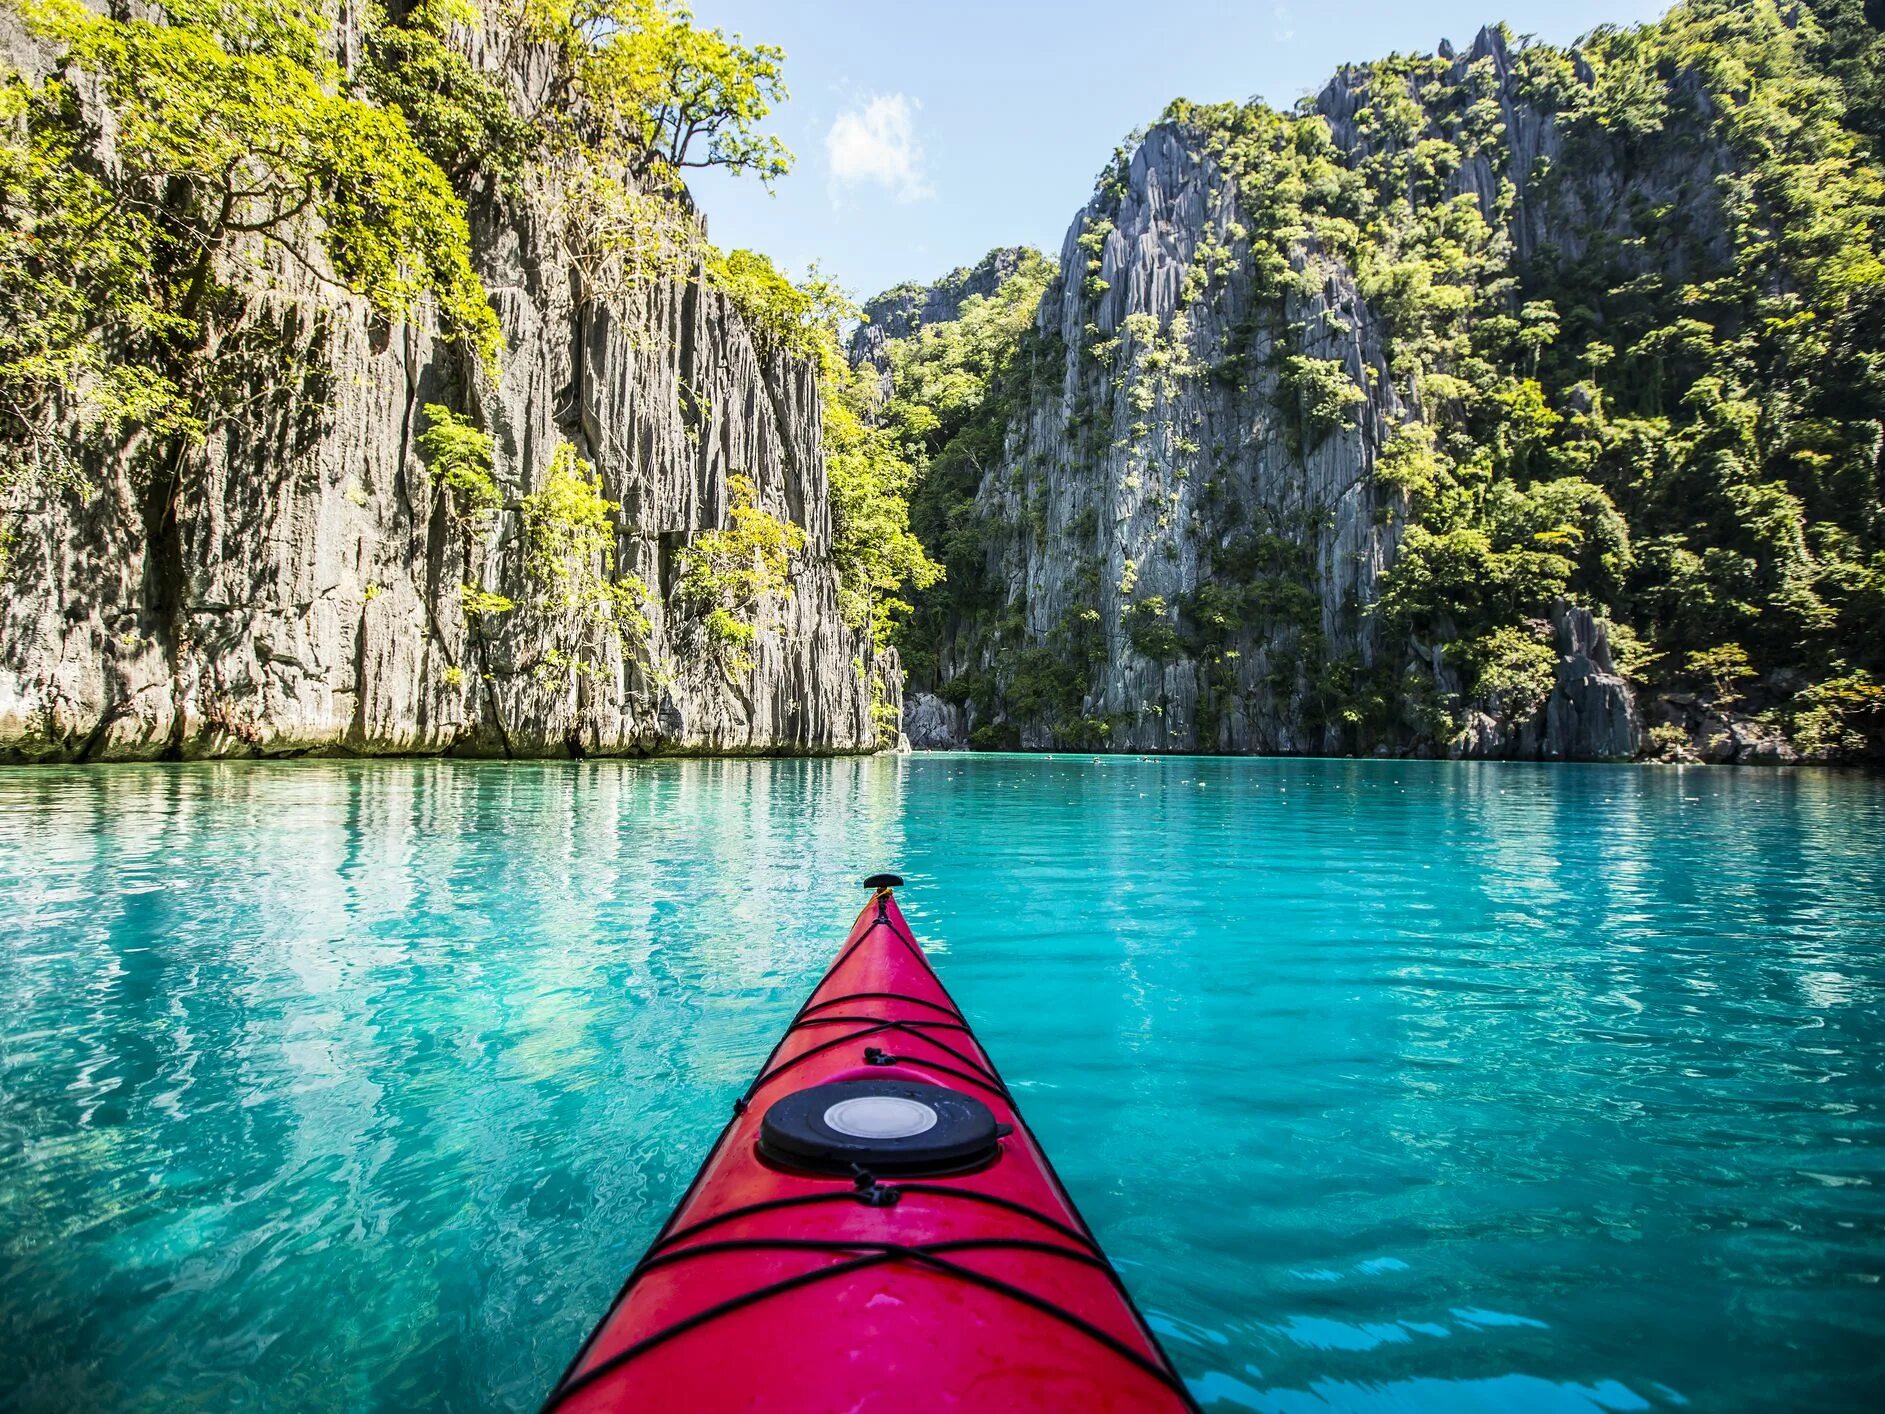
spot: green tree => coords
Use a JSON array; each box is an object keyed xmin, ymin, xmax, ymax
[
  {"xmin": 1797, "ymin": 0, "xmax": 1885, "ymax": 146},
  {"xmin": 519, "ymin": 441, "xmax": 649, "ymax": 641},
  {"xmin": 416, "ymin": 404, "xmax": 500, "ymax": 521},
  {"xmin": 2, "ymin": 0, "xmax": 500, "ymax": 506},
  {"xmin": 1685, "ymin": 643, "xmax": 1756, "ymax": 704},
  {"xmin": 359, "ymin": 0, "xmax": 538, "ymax": 187},
  {"xmin": 516, "ymin": 0, "xmax": 789, "ymax": 190},
  {"xmin": 677, "ymin": 473, "xmax": 804, "ymax": 672},
  {"xmin": 823, "ymin": 353, "xmax": 943, "ymax": 645}
]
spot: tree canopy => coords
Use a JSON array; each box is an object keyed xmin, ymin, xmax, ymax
[{"xmin": 0, "ymin": 0, "xmax": 795, "ymax": 507}]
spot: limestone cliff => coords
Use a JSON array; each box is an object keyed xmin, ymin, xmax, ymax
[
  {"xmin": 0, "ymin": 10, "xmax": 895, "ymax": 761},
  {"xmin": 892, "ymin": 27, "xmax": 1676, "ymax": 760}
]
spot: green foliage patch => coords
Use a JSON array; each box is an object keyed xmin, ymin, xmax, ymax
[{"xmin": 677, "ymin": 473, "xmax": 804, "ymax": 672}]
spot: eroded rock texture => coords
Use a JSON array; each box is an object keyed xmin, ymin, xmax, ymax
[
  {"xmin": 893, "ymin": 28, "xmax": 1641, "ymax": 759},
  {"xmin": 0, "ymin": 16, "xmax": 893, "ymax": 762}
]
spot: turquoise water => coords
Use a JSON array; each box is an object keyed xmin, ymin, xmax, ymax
[{"xmin": 1, "ymin": 757, "xmax": 1882, "ymax": 1412}]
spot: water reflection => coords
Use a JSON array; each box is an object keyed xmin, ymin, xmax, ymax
[{"xmin": 1, "ymin": 756, "xmax": 1882, "ymax": 1411}]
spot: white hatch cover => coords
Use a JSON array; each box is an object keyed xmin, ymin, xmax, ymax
[{"xmin": 822, "ymin": 1094, "xmax": 940, "ymax": 1140}]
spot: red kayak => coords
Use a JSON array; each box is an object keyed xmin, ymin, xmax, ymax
[{"xmin": 545, "ymin": 875, "xmax": 1195, "ymax": 1411}]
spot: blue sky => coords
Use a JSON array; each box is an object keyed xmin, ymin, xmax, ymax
[{"xmin": 686, "ymin": 0, "xmax": 1670, "ymax": 303}]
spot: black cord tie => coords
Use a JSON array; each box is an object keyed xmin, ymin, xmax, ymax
[
  {"xmin": 798, "ymin": 990, "xmax": 966, "ymax": 1022},
  {"xmin": 850, "ymin": 1167, "xmax": 901, "ymax": 1207},
  {"xmin": 740, "ymin": 1018, "xmax": 1014, "ymax": 1105}
]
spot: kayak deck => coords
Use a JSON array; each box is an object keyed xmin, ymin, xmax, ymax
[{"xmin": 546, "ymin": 882, "xmax": 1193, "ymax": 1411}]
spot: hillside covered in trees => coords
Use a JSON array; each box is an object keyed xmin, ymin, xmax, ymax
[{"xmin": 869, "ymin": 0, "xmax": 1885, "ymax": 763}]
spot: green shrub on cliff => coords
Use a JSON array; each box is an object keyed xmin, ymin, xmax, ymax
[
  {"xmin": 1787, "ymin": 667, "xmax": 1885, "ymax": 754},
  {"xmin": 706, "ymin": 249, "xmax": 845, "ymax": 361},
  {"xmin": 1125, "ymin": 596, "xmax": 1184, "ymax": 661},
  {"xmin": 489, "ymin": 442, "xmax": 651, "ymax": 688},
  {"xmin": 1278, "ymin": 355, "xmax": 1365, "ymax": 450},
  {"xmin": 677, "ymin": 473, "xmax": 804, "ymax": 672},
  {"xmin": 521, "ymin": 445, "xmax": 646, "ymax": 629},
  {"xmin": 360, "ymin": 0, "xmax": 537, "ymax": 187},
  {"xmin": 1453, "ymin": 625, "xmax": 1559, "ymax": 719},
  {"xmin": 701, "ymin": 247, "xmax": 942, "ymax": 642},
  {"xmin": 416, "ymin": 404, "xmax": 499, "ymax": 521}
]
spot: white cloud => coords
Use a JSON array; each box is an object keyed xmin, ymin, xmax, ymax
[
  {"xmin": 825, "ymin": 94, "xmax": 934, "ymax": 204},
  {"xmin": 1273, "ymin": 2, "xmax": 1296, "ymax": 44}
]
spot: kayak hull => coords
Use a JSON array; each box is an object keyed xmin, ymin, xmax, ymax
[{"xmin": 549, "ymin": 887, "xmax": 1192, "ymax": 1412}]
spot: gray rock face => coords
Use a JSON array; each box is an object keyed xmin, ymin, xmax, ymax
[
  {"xmin": 1448, "ymin": 601, "xmax": 1638, "ymax": 761},
  {"xmin": 1649, "ymin": 693, "xmax": 1800, "ymax": 766},
  {"xmin": 898, "ymin": 25, "xmax": 1659, "ymax": 760},
  {"xmin": 0, "ymin": 19, "xmax": 895, "ymax": 762},
  {"xmin": 1541, "ymin": 602, "xmax": 1638, "ymax": 761},
  {"xmin": 902, "ymin": 692, "xmax": 967, "ymax": 751},
  {"xmin": 933, "ymin": 121, "xmax": 1403, "ymax": 755}
]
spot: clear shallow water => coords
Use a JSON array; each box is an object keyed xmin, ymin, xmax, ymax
[{"xmin": 1, "ymin": 756, "xmax": 1882, "ymax": 1413}]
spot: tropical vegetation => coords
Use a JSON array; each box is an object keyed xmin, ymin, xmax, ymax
[
  {"xmin": 0, "ymin": 0, "xmax": 947, "ymax": 731},
  {"xmin": 3, "ymin": 0, "xmax": 1882, "ymax": 757},
  {"xmin": 866, "ymin": 0, "xmax": 1885, "ymax": 757}
]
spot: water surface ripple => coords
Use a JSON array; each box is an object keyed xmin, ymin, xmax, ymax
[{"xmin": 1, "ymin": 756, "xmax": 1881, "ymax": 1411}]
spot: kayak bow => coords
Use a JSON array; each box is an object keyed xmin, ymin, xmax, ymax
[{"xmin": 546, "ymin": 875, "xmax": 1195, "ymax": 1411}]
